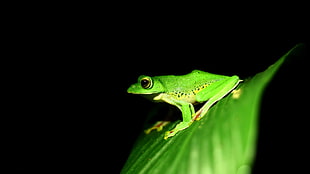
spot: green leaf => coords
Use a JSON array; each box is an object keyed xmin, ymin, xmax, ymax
[{"xmin": 121, "ymin": 44, "xmax": 303, "ymax": 174}]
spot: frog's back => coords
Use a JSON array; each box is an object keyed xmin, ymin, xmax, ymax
[{"xmin": 155, "ymin": 70, "xmax": 229, "ymax": 93}]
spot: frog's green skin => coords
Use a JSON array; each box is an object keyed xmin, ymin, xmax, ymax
[{"xmin": 127, "ymin": 70, "xmax": 241, "ymax": 139}]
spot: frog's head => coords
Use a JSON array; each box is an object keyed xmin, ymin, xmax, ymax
[{"xmin": 127, "ymin": 75, "xmax": 164, "ymax": 95}]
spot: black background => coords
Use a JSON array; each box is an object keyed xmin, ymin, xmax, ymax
[{"xmin": 6, "ymin": 3, "xmax": 308, "ymax": 173}]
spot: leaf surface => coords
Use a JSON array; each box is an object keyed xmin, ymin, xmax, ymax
[{"xmin": 121, "ymin": 44, "xmax": 303, "ymax": 174}]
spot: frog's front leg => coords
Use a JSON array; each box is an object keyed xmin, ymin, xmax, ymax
[
  {"xmin": 164, "ymin": 102, "xmax": 195, "ymax": 139},
  {"xmin": 144, "ymin": 121, "xmax": 170, "ymax": 134},
  {"xmin": 154, "ymin": 93, "xmax": 196, "ymax": 139}
]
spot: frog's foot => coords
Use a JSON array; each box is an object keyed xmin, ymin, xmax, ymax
[
  {"xmin": 164, "ymin": 121, "xmax": 192, "ymax": 139},
  {"xmin": 144, "ymin": 121, "xmax": 170, "ymax": 134},
  {"xmin": 193, "ymin": 109, "xmax": 203, "ymax": 121}
]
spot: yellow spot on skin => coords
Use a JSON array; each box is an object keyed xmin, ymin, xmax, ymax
[{"xmin": 232, "ymin": 88, "xmax": 242, "ymax": 99}]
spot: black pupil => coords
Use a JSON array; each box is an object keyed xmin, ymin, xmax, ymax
[{"xmin": 141, "ymin": 79, "xmax": 151, "ymax": 89}]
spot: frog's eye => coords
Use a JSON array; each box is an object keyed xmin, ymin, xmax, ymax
[{"xmin": 140, "ymin": 77, "xmax": 153, "ymax": 89}]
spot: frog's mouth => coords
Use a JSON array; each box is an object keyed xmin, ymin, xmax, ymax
[{"xmin": 140, "ymin": 93, "xmax": 161, "ymax": 102}]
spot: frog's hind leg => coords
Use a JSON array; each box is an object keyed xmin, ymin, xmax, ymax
[{"xmin": 194, "ymin": 79, "xmax": 242, "ymax": 121}]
